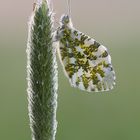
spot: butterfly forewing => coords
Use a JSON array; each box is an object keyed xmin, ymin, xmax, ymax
[{"xmin": 56, "ymin": 15, "xmax": 116, "ymax": 92}]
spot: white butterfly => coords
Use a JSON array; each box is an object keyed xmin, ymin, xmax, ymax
[{"xmin": 54, "ymin": 15, "xmax": 116, "ymax": 92}]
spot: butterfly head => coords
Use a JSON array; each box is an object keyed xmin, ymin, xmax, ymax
[{"xmin": 60, "ymin": 14, "xmax": 73, "ymax": 27}]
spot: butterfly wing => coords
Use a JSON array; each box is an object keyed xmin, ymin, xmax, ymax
[{"xmin": 57, "ymin": 27, "xmax": 116, "ymax": 92}]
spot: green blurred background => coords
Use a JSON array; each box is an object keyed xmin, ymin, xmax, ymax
[{"xmin": 0, "ymin": 0, "xmax": 140, "ymax": 140}]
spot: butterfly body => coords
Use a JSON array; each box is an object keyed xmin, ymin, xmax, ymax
[{"xmin": 55, "ymin": 15, "xmax": 116, "ymax": 92}]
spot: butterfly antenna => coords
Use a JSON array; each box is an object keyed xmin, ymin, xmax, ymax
[{"xmin": 67, "ymin": 0, "xmax": 71, "ymax": 17}]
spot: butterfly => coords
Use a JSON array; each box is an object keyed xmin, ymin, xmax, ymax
[{"xmin": 54, "ymin": 14, "xmax": 116, "ymax": 92}]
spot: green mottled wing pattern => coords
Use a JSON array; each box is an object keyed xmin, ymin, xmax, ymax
[{"xmin": 56, "ymin": 17, "xmax": 116, "ymax": 92}]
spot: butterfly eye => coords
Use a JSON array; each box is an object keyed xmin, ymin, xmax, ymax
[{"xmin": 61, "ymin": 15, "xmax": 70, "ymax": 25}]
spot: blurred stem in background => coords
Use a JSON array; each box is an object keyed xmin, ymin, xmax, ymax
[{"xmin": 26, "ymin": 0, "xmax": 58, "ymax": 140}]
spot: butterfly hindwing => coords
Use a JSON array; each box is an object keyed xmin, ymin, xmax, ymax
[{"xmin": 56, "ymin": 15, "xmax": 116, "ymax": 92}]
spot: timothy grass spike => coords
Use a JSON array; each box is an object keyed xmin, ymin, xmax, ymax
[{"xmin": 27, "ymin": 0, "xmax": 58, "ymax": 140}]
